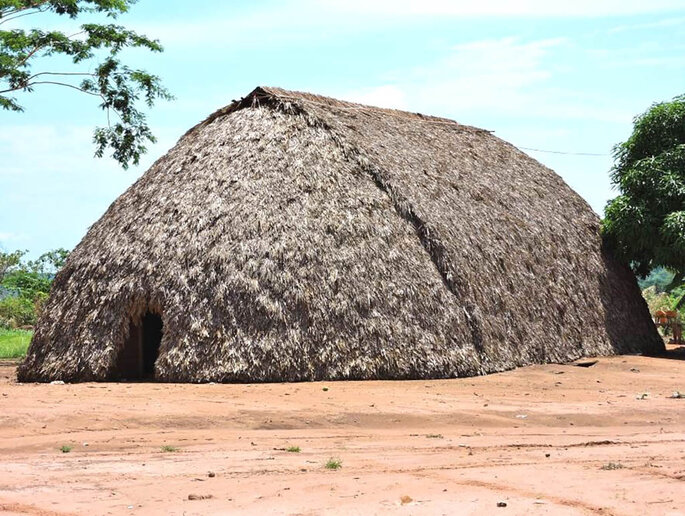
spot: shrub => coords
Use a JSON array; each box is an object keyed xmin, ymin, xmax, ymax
[
  {"xmin": 0, "ymin": 296, "xmax": 36, "ymax": 327},
  {"xmin": 0, "ymin": 248, "xmax": 70, "ymax": 328}
]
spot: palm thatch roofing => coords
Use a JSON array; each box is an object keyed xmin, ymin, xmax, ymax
[{"xmin": 18, "ymin": 86, "xmax": 663, "ymax": 383}]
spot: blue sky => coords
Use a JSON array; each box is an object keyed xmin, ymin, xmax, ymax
[{"xmin": 2, "ymin": 0, "xmax": 685, "ymax": 257}]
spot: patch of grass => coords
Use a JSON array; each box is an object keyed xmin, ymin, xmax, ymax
[
  {"xmin": 60, "ymin": 445, "xmax": 72, "ymax": 453},
  {"xmin": 426, "ymin": 433, "xmax": 444, "ymax": 439},
  {"xmin": 0, "ymin": 328, "xmax": 32, "ymax": 359},
  {"xmin": 160, "ymin": 445, "xmax": 179, "ymax": 453},
  {"xmin": 324, "ymin": 457, "xmax": 342, "ymax": 470},
  {"xmin": 286, "ymin": 446, "xmax": 301, "ymax": 453},
  {"xmin": 600, "ymin": 462, "xmax": 624, "ymax": 470}
]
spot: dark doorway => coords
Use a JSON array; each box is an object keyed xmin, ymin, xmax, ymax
[
  {"xmin": 142, "ymin": 312, "xmax": 163, "ymax": 376},
  {"xmin": 116, "ymin": 311, "xmax": 163, "ymax": 380}
]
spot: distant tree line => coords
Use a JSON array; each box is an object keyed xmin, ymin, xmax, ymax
[{"xmin": 0, "ymin": 248, "xmax": 69, "ymax": 327}]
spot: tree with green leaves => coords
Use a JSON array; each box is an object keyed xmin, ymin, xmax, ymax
[
  {"xmin": 603, "ymin": 94, "xmax": 685, "ymax": 298},
  {"xmin": 26, "ymin": 247, "xmax": 69, "ymax": 275},
  {"xmin": 0, "ymin": 247, "xmax": 69, "ymax": 327},
  {"xmin": 0, "ymin": 249, "xmax": 25, "ymax": 282},
  {"xmin": 0, "ymin": 0, "xmax": 172, "ymax": 168}
]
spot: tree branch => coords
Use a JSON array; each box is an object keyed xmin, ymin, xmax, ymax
[
  {"xmin": 30, "ymin": 80, "xmax": 104, "ymax": 97},
  {"xmin": 13, "ymin": 30, "xmax": 87, "ymax": 70},
  {"xmin": 1, "ymin": 1, "xmax": 51, "ymax": 15},
  {"xmin": 28, "ymin": 71, "xmax": 95, "ymax": 80},
  {"xmin": 0, "ymin": 85, "xmax": 23, "ymax": 94},
  {"xmin": 0, "ymin": 6, "xmax": 49, "ymax": 26},
  {"xmin": 0, "ymin": 1, "xmax": 171, "ymax": 168},
  {"xmin": 1, "ymin": 71, "xmax": 96, "ymax": 95},
  {"xmin": 15, "ymin": 43, "xmax": 46, "ymax": 68},
  {"xmin": 0, "ymin": 80, "xmax": 103, "ymax": 99}
]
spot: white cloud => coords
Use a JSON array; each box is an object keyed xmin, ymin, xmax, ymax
[
  {"xmin": 335, "ymin": 37, "xmax": 631, "ymax": 124},
  {"xmin": 0, "ymin": 123, "xmax": 182, "ymax": 255},
  {"xmin": 322, "ymin": 0, "xmax": 684, "ymax": 17},
  {"xmin": 583, "ymin": 37, "xmax": 685, "ymax": 71},
  {"xmin": 608, "ymin": 16, "xmax": 685, "ymax": 34},
  {"xmin": 0, "ymin": 125, "xmax": 96, "ymax": 175},
  {"xmin": 0, "ymin": 124, "xmax": 178, "ymax": 176},
  {"xmin": 0, "ymin": 232, "xmax": 27, "ymax": 243},
  {"xmin": 132, "ymin": 1, "xmax": 685, "ymax": 49}
]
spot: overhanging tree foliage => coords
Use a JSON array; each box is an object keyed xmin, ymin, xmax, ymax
[
  {"xmin": 603, "ymin": 94, "xmax": 685, "ymax": 292},
  {"xmin": 0, "ymin": 0, "xmax": 172, "ymax": 168}
]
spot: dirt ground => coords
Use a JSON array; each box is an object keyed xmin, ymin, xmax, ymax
[{"xmin": 1, "ymin": 347, "xmax": 684, "ymax": 516}]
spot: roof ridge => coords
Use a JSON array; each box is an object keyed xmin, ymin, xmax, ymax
[
  {"xmin": 183, "ymin": 86, "xmax": 491, "ymax": 139},
  {"xmin": 261, "ymin": 86, "xmax": 488, "ymax": 130}
]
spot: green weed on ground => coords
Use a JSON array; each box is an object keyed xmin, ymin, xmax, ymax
[
  {"xmin": 325, "ymin": 458, "xmax": 342, "ymax": 470},
  {"xmin": 0, "ymin": 329, "xmax": 32, "ymax": 359}
]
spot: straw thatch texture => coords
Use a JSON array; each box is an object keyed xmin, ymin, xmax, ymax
[{"xmin": 18, "ymin": 86, "xmax": 663, "ymax": 383}]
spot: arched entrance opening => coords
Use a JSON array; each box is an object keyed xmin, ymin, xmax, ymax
[{"xmin": 116, "ymin": 311, "xmax": 163, "ymax": 380}]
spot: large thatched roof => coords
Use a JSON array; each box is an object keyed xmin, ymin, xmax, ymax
[{"xmin": 18, "ymin": 86, "xmax": 663, "ymax": 383}]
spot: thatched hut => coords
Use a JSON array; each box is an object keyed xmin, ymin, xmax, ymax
[{"xmin": 18, "ymin": 86, "xmax": 663, "ymax": 383}]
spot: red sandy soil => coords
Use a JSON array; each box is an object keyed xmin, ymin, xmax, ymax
[{"xmin": 1, "ymin": 348, "xmax": 684, "ymax": 516}]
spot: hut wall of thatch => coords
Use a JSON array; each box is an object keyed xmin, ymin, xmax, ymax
[{"xmin": 18, "ymin": 87, "xmax": 663, "ymax": 382}]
